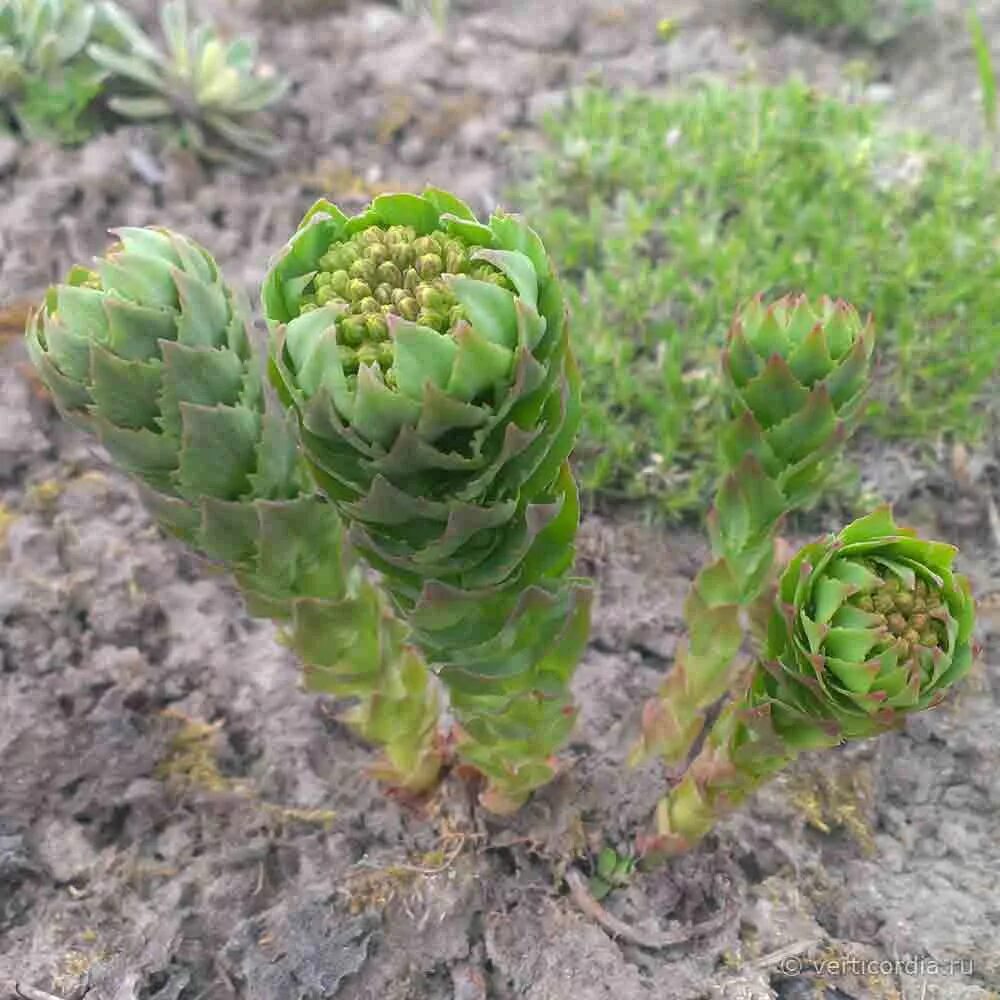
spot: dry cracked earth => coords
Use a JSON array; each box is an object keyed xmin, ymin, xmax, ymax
[{"xmin": 1, "ymin": 1, "xmax": 999, "ymax": 998}]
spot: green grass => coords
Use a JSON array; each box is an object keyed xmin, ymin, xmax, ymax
[
  {"xmin": 761, "ymin": 0, "xmax": 932, "ymax": 44},
  {"xmin": 968, "ymin": 5, "xmax": 998, "ymax": 135},
  {"xmin": 510, "ymin": 82, "xmax": 1000, "ymax": 518}
]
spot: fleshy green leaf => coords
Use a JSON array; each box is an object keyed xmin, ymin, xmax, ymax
[
  {"xmin": 447, "ymin": 276, "xmax": 518, "ymax": 349},
  {"xmin": 88, "ymin": 343, "xmax": 162, "ymax": 431},
  {"xmin": 177, "ymin": 402, "xmax": 259, "ymax": 500},
  {"xmin": 390, "ymin": 319, "xmax": 458, "ymax": 401},
  {"xmin": 373, "ymin": 193, "xmax": 440, "ymax": 234},
  {"xmin": 446, "ymin": 324, "xmax": 514, "ymax": 401}
]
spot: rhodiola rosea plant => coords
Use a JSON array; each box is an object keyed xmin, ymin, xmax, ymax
[{"xmin": 25, "ymin": 189, "xmax": 978, "ymax": 877}]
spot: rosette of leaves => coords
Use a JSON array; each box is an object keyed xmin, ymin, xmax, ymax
[
  {"xmin": 0, "ymin": 0, "xmax": 113, "ymax": 142},
  {"xmin": 89, "ymin": 0, "xmax": 287, "ymax": 167},
  {"xmin": 25, "ymin": 226, "xmax": 441, "ymax": 792},
  {"xmin": 633, "ymin": 294, "xmax": 874, "ymax": 769},
  {"xmin": 641, "ymin": 507, "xmax": 977, "ymax": 861},
  {"xmin": 265, "ymin": 188, "xmax": 592, "ymax": 813}
]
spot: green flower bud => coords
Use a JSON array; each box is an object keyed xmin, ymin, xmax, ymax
[
  {"xmin": 365, "ymin": 313, "xmax": 389, "ymax": 341},
  {"xmin": 417, "ymin": 285, "xmax": 449, "ymax": 311},
  {"xmin": 347, "ymin": 278, "xmax": 372, "ymax": 301},
  {"xmin": 349, "ymin": 258, "xmax": 378, "ymax": 285},
  {"xmin": 339, "ymin": 316, "xmax": 367, "ymax": 346},
  {"xmin": 376, "ymin": 262, "xmax": 403, "ymax": 286},
  {"xmin": 391, "ymin": 244, "xmax": 416, "ymax": 269},
  {"xmin": 417, "ymin": 253, "xmax": 443, "ymax": 280},
  {"xmin": 412, "ymin": 235, "xmax": 438, "ymax": 256},
  {"xmin": 330, "ymin": 270, "xmax": 350, "ymax": 297},
  {"xmin": 364, "ymin": 243, "xmax": 391, "ymax": 266},
  {"xmin": 398, "ymin": 296, "xmax": 420, "ymax": 321}
]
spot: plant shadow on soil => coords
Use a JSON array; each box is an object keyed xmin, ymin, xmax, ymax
[{"xmin": 1, "ymin": 0, "xmax": 999, "ymax": 997}]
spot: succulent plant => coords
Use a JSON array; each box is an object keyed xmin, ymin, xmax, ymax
[
  {"xmin": 0, "ymin": 0, "xmax": 112, "ymax": 141},
  {"xmin": 25, "ymin": 226, "xmax": 441, "ymax": 792},
  {"xmin": 641, "ymin": 507, "xmax": 977, "ymax": 861},
  {"xmin": 265, "ymin": 188, "xmax": 592, "ymax": 813},
  {"xmin": 88, "ymin": 0, "xmax": 287, "ymax": 167},
  {"xmin": 633, "ymin": 294, "xmax": 875, "ymax": 769},
  {"xmin": 23, "ymin": 209, "xmax": 980, "ymax": 875}
]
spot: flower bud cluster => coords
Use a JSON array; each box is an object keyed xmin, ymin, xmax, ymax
[
  {"xmin": 298, "ymin": 225, "xmax": 512, "ymax": 377},
  {"xmin": 854, "ymin": 575, "xmax": 947, "ymax": 660}
]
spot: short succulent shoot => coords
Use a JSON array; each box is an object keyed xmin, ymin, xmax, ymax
[
  {"xmin": 267, "ymin": 189, "xmax": 591, "ymax": 813},
  {"xmin": 642, "ymin": 508, "xmax": 977, "ymax": 862},
  {"xmin": 765, "ymin": 506, "xmax": 974, "ymax": 737}
]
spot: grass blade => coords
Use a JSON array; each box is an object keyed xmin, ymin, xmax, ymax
[{"xmin": 967, "ymin": 5, "xmax": 997, "ymax": 133}]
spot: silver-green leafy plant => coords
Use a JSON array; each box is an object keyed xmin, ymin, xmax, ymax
[
  {"xmin": 0, "ymin": 0, "xmax": 111, "ymax": 141},
  {"xmin": 25, "ymin": 226, "xmax": 441, "ymax": 792},
  {"xmin": 89, "ymin": 0, "xmax": 287, "ymax": 167},
  {"xmin": 264, "ymin": 189, "xmax": 592, "ymax": 813}
]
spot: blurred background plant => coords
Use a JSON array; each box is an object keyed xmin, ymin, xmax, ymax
[
  {"xmin": 511, "ymin": 81, "xmax": 1000, "ymax": 520},
  {"xmin": 89, "ymin": 0, "xmax": 288, "ymax": 168},
  {"xmin": 968, "ymin": 4, "xmax": 998, "ymax": 151},
  {"xmin": 760, "ymin": 0, "xmax": 933, "ymax": 44},
  {"xmin": 0, "ymin": 0, "xmax": 116, "ymax": 142},
  {"xmin": 398, "ymin": 0, "xmax": 450, "ymax": 28}
]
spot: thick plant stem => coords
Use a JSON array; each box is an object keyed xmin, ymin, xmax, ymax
[
  {"xmin": 270, "ymin": 558, "xmax": 443, "ymax": 792},
  {"xmin": 631, "ymin": 456, "xmax": 785, "ymax": 767},
  {"xmin": 146, "ymin": 488, "xmax": 445, "ymax": 794},
  {"xmin": 419, "ymin": 575, "xmax": 593, "ymax": 814},
  {"xmin": 637, "ymin": 688, "xmax": 818, "ymax": 865}
]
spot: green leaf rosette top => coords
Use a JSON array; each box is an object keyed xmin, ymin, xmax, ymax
[
  {"xmin": 641, "ymin": 507, "xmax": 977, "ymax": 861},
  {"xmin": 25, "ymin": 226, "xmax": 441, "ymax": 792},
  {"xmin": 634, "ymin": 295, "xmax": 875, "ymax": 769},
  {"xmin": 721, "ymin": 294, "xmax": 873, "ymax": 512},
  {"xmin": 264, "ymin": 189, "xmax": 592, "ymax": 813}
]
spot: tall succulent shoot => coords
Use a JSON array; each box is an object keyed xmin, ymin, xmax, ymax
[
  {"xmin": 265, "ymin": 189, "xmax": 592, "ymax": 813},
  {"xmin": 642, "ymin": 508, "xmax": 977, "ymax": 860},
  {"xmin": 632, "ymin": 295, "xmax": 875, "ymax": 769},
  {"xmin": 25, "ymin": 227, "xmax": 441, "ymax": 792},
  {"xmin": 89, "ymin": 0, "xmax": 287, "ymax": 167}
]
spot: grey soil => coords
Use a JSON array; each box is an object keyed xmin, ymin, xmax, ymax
[{"xmin": 1, "ymin": 2, "xmax": 999, "ymax": 998}]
